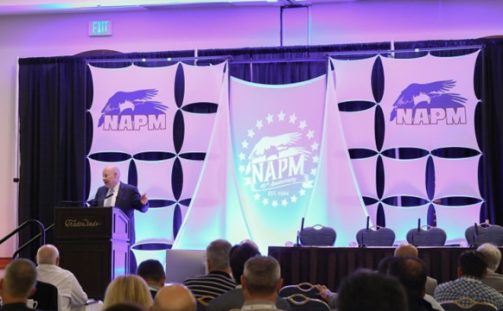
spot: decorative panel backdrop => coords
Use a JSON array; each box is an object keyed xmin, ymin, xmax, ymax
[
  {"xmin": 87, "ymin": 62, "xmax": 227, "ymax": 264},
  {"xmin": 334, "ymin": 50, "xmax": 482, "ymax": 243},
  {"xmin": 83, "ymin": 49, "xmax": 483, "ymax": 257}
]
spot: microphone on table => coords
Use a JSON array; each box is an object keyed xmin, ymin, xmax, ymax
[
  {"xmin": 360, "ymin": 216, "xmax": 370, "ymax": 248},
  {"xmin": 296, "ymin": 217, "xmax": 305, "ymax": 247}
]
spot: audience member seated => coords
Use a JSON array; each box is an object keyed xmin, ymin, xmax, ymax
[
  {"xmin": 183, "ymin": 239, "xmax": 236, "ymax": 303},
  {"xmin": 434, "ymin": 250, "xmax": 503, "ymax": 309},
  {"xmin": 35, "ymin": 244, "xmax": 88, "ymax": 311},
  {"xmin": 337, "ymin": 269, "xmax": 407, "ymax": 311},
  {"xmin": 315, "ymin": 254, "xmax": 435, "ymax": 310},
  {"xmin": 395, "ymin": 244, "xmax": 438, "ymax": 295},
  {"xmin": 137, "ymin": 259, "xmax": 166, "ymax": 299},
  {"xmin": 0, "ymin": 258, "xmax": 38, "ymax": 311},
  {"xmin": 103, "ymin": 275, "xmax": 153, "ymax": 310},
  {"xmin": 377, "ymin": 256, "xmax": 444, "ymax": 311},
  {"xmin": 152, "ymin": 284, "xmax": 196, "ymax": 311},
  {"xmin": 230, "ymin": 241, "xmax": 260, "ymax": 284},
  {"xmin": 234, "ymin": 256, "xmax": 285, "ymax": 311},
  {"xmin": 477, "ymin": 243, "xmax": 503, "ymax": 293},
  {"xmin": 387, "ymin": 256, "xmax": 434, "ymax": 311},
  {"xmin": 103, "ymin": 303, "xmax": 147, "ymax": 311},
  {"xmin": 207, "ymin": 242, "xmax": 290, "ymax": 311}
]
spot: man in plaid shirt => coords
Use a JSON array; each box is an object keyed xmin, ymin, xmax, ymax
[{"xmin": 434, "ymin": 250, "xmax": 503, "ymax": 309}]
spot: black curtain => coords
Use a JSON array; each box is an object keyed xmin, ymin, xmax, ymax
[
  {"xmin": 199, "ymin": 42, "xmax": 390, "ymax": 83},
  {"xmin": 478, "ymin": 39, "xmax": 503, "ymax": 224},
  {"xmin": 17, "ymin": 39, "xmax": 503, "ymax": 259},
  {"xmin": 18, "ymin": 57, "xmax": 89, "ymax": 259}
]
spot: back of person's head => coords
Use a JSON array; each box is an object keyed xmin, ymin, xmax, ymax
[
  {"xmin": 458, "ymin": 250, "xmax": 487, "ymax": 278},
  {"xmin": 1, "ymin": 258, "xmax": 37, "ymax": 300},
  {"xmin": 241, "ymin": 256, "xmax": 282, "ymax": 297},
  {"xmin": 394, "ymin": 244, "xmax": 419, "ymax": 257},
  {"xmin": 337, "ymin": 269, "xmax": 408, "ymax": 311},
  {"xmin": 152, "ymin": 284, "xmax": 196, "ymax": 311},
  {"xmin": 206, "ymin": 239, "xmax": 232, "ymax": 271},
  {"xmin": 36, "ymin": 244, "xmax": 60, "ymax": 265},
  {"xmin": 104, "ymin": 303, "xmax": 147, "ymax": 311},
  {"xmin": 477, "ymin": 243, "xmax": 502, "ymax": 272},
  {"xmin": 137, "ymin": 260, "xmax": 166, "ymax": 285},
  {"xmin": 230, "ymin": 241, "xmax": 261, "ymax": 284},
  {"xmin": 387, "ymin": 257, "xmax": 427, "ymax": 300},
  {"xmin": 377, "ymin": 256, "xmax": 398, "ymax": 274},
  {"xmin": 104, "ymin": 275, "xmax": 153, "ymax": 309}
]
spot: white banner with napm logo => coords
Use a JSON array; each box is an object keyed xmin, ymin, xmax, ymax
[
  {"xmin": 381, "ymin": 52, "xmax": 480, "ymax": 151},
  {"xmin": 89, "ymin": 64, "xmax": 177, "ymax": 155},
  {"xmin": 230, "ymin": 77, "xmax": 326, "ymax": 249}
]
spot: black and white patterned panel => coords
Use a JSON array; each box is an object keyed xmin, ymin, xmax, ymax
[
  {"xmin": 333, "ymin": 50, "xmax": 483, "ymax": 243},
  {"xmin": 86, "ymin": 62, "xmax": 226, "ymax": 264}
]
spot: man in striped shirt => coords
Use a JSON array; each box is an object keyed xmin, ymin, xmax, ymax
[
  {"xmin": 434, "ymin": 250, "xmax": 503, "ymax": 309},
  {"xmin": 183, "ymin": 239, "xmax": 237, "ymax": 304}
]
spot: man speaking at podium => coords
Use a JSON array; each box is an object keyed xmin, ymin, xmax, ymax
[{"xmin": 93, "ymin": 165, "xmax": 149, "ymax": 273}]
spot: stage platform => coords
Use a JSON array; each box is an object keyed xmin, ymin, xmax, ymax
[{"xmin": 268, "ymin": 246, "xmax": 487, "ymax": 291}]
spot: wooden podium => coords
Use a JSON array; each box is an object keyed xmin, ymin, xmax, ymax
[{"xmin": 54, "ymin": 207, "xmax": 130, "ymax": 299}]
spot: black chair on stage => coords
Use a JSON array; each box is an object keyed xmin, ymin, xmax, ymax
[
  {"xmin": 441, "ymin": 297, "xmax": 497, "ymax": 311},
  {"xmin": 356, "ymin": 217, "xmax": 395, "ymax": 247},
  {"xmin": 286, "ymin": 294, "xmax": 330, "ymax": 311},
  {"xmin": 406, "ymin": 219, "xmax": 447, "ymax": 246},
  {"xmin": 299, "ymin": 225, "xmax": 336, "ymax": 246},
  {"xmin": 279, "ymin": 283, "xmax": 320, "ymax": 299},
  {"xmin": 465, "ymin": 222, "xmax": 503, "ymax": 247}
]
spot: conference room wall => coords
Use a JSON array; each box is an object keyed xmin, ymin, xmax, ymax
[{"xmin": 1, "ymin": 0, "xmax": 502, "ymax": 257}]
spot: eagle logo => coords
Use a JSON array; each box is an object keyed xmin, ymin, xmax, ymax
[
  {"xmin": 238, "ymin": 111, "xmax": 320, "ymax": 208},
  {"xmin": 390, "ymin": 80, "xmax": 467, "ymax": 121},
  {"xmin": 245, "ymin": 132, "xmax": 310, "ymax": 174},
  {"xmin": 98, "ymin": 89, "xmax": 168, "ymax": 127}
]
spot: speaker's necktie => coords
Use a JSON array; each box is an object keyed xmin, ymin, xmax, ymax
[{"xmin": 104, "ymin": 189, "xmax": 114, "ymax": 207}]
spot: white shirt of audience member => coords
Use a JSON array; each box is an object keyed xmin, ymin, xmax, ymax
[{"xmin": 36, "ymin": 264, "xmax": 88, "ymax": 311}]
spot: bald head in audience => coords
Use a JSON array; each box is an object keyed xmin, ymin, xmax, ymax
[
  {"xmin": 393, "ymin": 243, "xmax": 438, "ymax": 296},
  {"xmin": 476, "ymin": 243, "xmax": 503, "ymax": 293},
  {"xmin": 478, "ymin": 243, "xmax": 502, "ymax": 272},
  {"xmin": 394, "ymin": 244, "xmax": 419, "ymax": 257},
  {"xmin": 36, "ymin": 244, "xmax": 60, "ymax": 265},
  {"xmin": 152, "ymin": 284, "xmax": 196, "ymax": 311}
]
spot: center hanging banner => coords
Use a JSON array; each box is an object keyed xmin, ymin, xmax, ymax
[{"xmin": 230, "ymin": 76, "xmax": 326, "ymax": 249}]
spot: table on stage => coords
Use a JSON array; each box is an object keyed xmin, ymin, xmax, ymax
[{"xmin": 268, "ymin": 246, "xmax": 477, "ymax": 291}]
